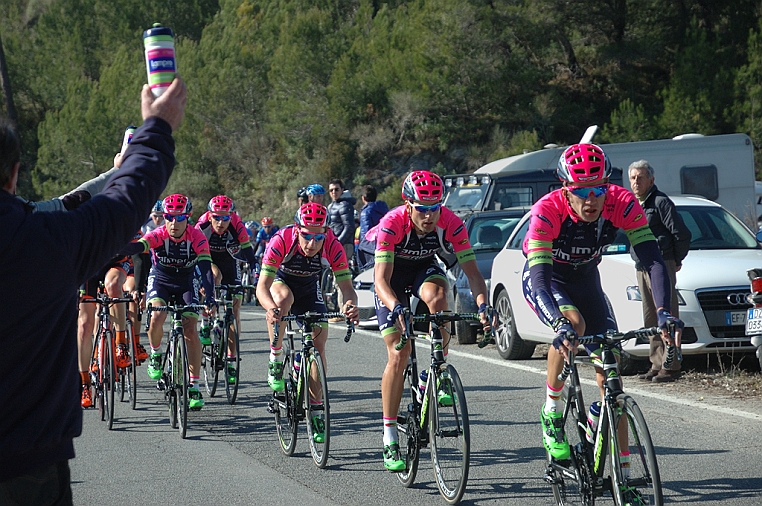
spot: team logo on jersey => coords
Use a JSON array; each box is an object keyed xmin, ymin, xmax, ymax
[
  {"xmin": 534, "ymin": 228, "xmax": 547, "ymax": 235},
  {"xmin": 453, "ymin": 224, "xmax": 464, "ymax": 236},
  {"xmin": 537, "ymin": 214, "xmax": 552, "ymax": 227},
  {"xmin": 635, "ymin": 213, "xmax": 643, "ymax": 221},
  {"xmin": 458, "ymin": 238, "xmax": 468, "ymax": 245},
  {"xmin": 380, "ymin": 241, "xmax": 389, "ymax": 246},
  {"xmin": 381, "ymin": 227, "xmax": 396, "ymax": 236},
  {"xmin": 622, "ymin": 200, "xmax": 635, "ymax": 218}
]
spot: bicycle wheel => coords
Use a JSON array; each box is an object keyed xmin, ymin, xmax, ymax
[
  {"xmin": 202, "ymin": 340, "xmax": 219, "ymax": 397},
  {"xmin": 96, "ymin": 331, "xmax": 107, "ymax": 422},
  {"xmin": 127, "ymin": 321, "xmax": 138, "ymax": 410},
  {"xmin": 104, "ymin": 331, "xmax": 116, "ymax": 430},
  {"xmin": 548, "ymin": 393, "xmax": 594, "ymax": 506},
  {"xmin": 609, "ymin": 395, "xmax": 663, "ymax": 506},
  {"xmin": 176, "ymin": 333, "xmax": 190, "ymax": 439},
  {"xmin": 429, "ymin": 364, "xmax": 469, "ymax": 504},
  {"xmin": 274, "ymin": 342, "xmax": 298, "ymax": 455},
  {"xmin": 305, "ymin": 350, "xmax": 330, "ymax": 468},
  {"xmin": 166, "ymin": 339, "xmax": 178, "ymax": 429},
  {"xmin": 396, "ymin": 362, "xmax": 420, "ymax": 487},
  {"xmin": 224, "ymin": 313, "xmax": 241, "ymax": 404}
]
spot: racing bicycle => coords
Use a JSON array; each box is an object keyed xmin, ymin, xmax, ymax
[{"xmin": 543, "ymin": 327, "xmax": 664, "ymax": 506}]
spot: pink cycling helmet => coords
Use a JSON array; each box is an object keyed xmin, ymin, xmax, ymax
[
  {"xmin": 401, "ymin": 170, "xmax": 444, "ymax": 203},
  {"xmin": 162, "ymin": 194, "xmax": 192, "ymax": 215},
  {"xmin": 557, "ymin": 143, "xmax": 612, "ymax": 184},
  {"xmin": 208, "ymin": 195, "xmax": 233, "ymax": 213},
  {"xmin": 295, "ymin": 203, "xmax": 328, "ymax": 228}
]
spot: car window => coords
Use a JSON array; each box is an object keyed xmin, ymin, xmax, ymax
[
  {"xmin": 443, "ymin": 184, "xmax": 487, "ymax": 211},
  {"xmin": 678, "ymin": 206, "xmax": 759, "ymax": 249},
  {"xmin": 468, "ymin": 215, "xmax": 523, "ymax": 251}
]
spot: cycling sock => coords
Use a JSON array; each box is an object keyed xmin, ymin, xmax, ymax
[
  {"xmin": 382, "ymin": 416, "xmax": 398, "ymax": 446},
  {"xmin": 190, "ymin": 375, "xmax": 200, "ymax": 388},
  {"xmin": 80, "ymin": 371, "xmax": 90, "ymax": 385},
  {"xmin": 269, "ymin": 346, "xmax": 283, "ymax": 363},
  {"xmin": 115, "ymin": 330, "xmax": 127, "ymax": 345},
  {"xmin": 150, "ymin": 345, "xmax": 161, "ymax": 354},
  {"xmin": 619, "ymin": 451, "xmax": 631, "ymax": 479},
  {"xmin": 545, "ymin": 382, "xmax": 563, "ymax": 413}
]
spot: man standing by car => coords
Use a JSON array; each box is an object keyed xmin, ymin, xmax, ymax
[
  {"xmin": 327, "ymin": 179, "xmax": 357, "ymax": 320},
  {"xmin": 629, "ymin": 160, "xmax": 692, "ymax": 383}
]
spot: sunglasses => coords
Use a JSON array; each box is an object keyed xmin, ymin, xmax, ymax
[
  {"xmin": 211, "ymin": 214, "xmax": 231, "ymax": 222},
  {"xmin": 567, "ymin": 184, "xmax": 608, "ymax": 199},
  {"xmin": 412, "ymin": 203, "xmax": 442, "ymax": 214},
  {"xmin": 300, "ymin": 231, "xmax": 326, "ymax": 241},
  {"xmin": 163, "ymin": 214, "xmax": 189, "ymax": 222}
]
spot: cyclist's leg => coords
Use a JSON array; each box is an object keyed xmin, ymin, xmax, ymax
[
  {"xmin": 375, "ymin": 289, "xmax": 409, "ymax": 471},
  {"xmin": 180, "ymin": 278, "xmax": 205, "ymax": 409},
  {"xmin": 292, "ymin": 278, "xmax": 329, "ymax": 401},
  {"xmin": 265, "ymin": 278, "xmax": 294, "ymax": 391},
  {"xmin": 145, "ymin": 275, "xmax": 169, "ymax": 379},
  {"xmin": 415, "ymin": 265, "xmax": 450, "ymax": 351},
  {"xmin": 104, "ymin": 264, "xmax": 130, "ymax": 367},
  {"xmin": 77, "ymin": 284, "xmax": 97, "ymax": 408}
]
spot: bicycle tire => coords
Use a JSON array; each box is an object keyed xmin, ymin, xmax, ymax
[
  {"xmin": 396, "ymin": 361, "xmax": 420, "ymax": 487},
  {"xmin": 167, "ymin": 338, "xmax": 178, "ymax": 430},
  {"xmin": 104, "ymin": 331, "xmax": 115, "ymax": 430},
  {"xmin": 97, "ymin": 331, "xmax": 107, "ymax": 422},
  {"xmin": 609, "ymin": 395, "xmax": 663, "ymax": 506},
  {"xmin": 127, "ymin": 320, "xmax": 138, "ymax": 410},
  {"xmin": 177, "ymin": 332, "xmax": 190, "ymax": 439},
  {"xmin": 429, "ymin": 364, "xmax": 470, "ymax": 504},
  {"xmin": 224, "ymin": 313, "xmax": 241, "ymax": 404},
  {"xmin": 202, "ymin": 338, "xmax": 219, "ymax": 397},
  {"xmin": 118, "ymin": 349, "xmax": 126, "ymax": 403},
  {"xmin": 548, "ymin": 392, "xmax": 594, "ymax": 506},
  {"xmin": 275, "ymin": 341, "xmax": 298, "ymax": 455},
  {"xmin": 305, "ymin": 350, "xmax": 330, "ymax": 468}
]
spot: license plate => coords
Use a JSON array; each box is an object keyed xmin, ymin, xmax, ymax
[
  {"xmin": 726, "ymin": 310, "xmax": 747, "ymax": 326},
  {"xmin": 746, "ymin": 308, "xmax": 762, "ymax": 334}
]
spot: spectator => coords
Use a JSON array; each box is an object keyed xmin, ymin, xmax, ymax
[
  {"xmin": 0, "ymin": 78, "xmax": 186, "ymax": 501},
  {"xmin": 357, "ymin": 185, "xmax": 389, "ymax": 271},
  {"xmin": 629, "ymin": 160, "xmax": 692, "ymax": 383},
  {"xmin": 327, "ymin": 178, "xmax": 356, "ymax": 262}
]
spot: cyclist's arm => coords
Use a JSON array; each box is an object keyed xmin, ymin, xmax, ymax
[{"xmin": 336, "ymin": 278, "xmax": 359, "ymax": 322}]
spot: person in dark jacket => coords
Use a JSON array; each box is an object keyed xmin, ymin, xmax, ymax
[
  {"xmin": 629, "ymin": 159, "xmax": 692, "ymax": 383},
  {"xmin": 0, "ymin": 77, "xmax": 186, "ymax": 502},
  {"xmin": 327, "ymin": 178, "xmax": 357, "ymax": 260},
  {"xmin": 357, "ymin": 185, "xmax": 389, "ymax": 271}
]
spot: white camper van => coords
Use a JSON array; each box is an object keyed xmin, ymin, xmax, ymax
[{"xmin": 444, "ymin": 131, "xmax": 757, "ymax": 226}]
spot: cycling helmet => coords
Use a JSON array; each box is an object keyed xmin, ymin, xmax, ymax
[
  {"xmin": 557, "ymin": 143, "xmax": 612, "ymax": 184},
  {"xmin": 401, "ymin": 170, "xmax": 444, "ymax": 203},
  {"xmin": 208, "ymin": 195, "xmax": 233, "ymax": 213},
  {"xmin": 151, "ymin": 200, "xmax": 163, "ymax": 215},
  {"xmin": 261, "ymin": 216, "xmax": 274, "ymax": 226},
  {"xmin": 305, "ymin": 184, "xmax": 326, "ymax": 196},
  {"xmin": 295, "ymin": 202, "xmax": 328, "ymax": 228},
  {"xmin": 297, "ymin": 186, "xmax": 308, "ymax": 199},
  {"xmin": 162, "ymin": 193, "xmax": 192, "ymax": 215}
]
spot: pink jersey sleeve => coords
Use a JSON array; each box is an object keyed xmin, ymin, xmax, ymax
[
  {"xmin": 439, "ymin": 207, "xmax": 472, "ymax": 255},
  {"xmin": 229, "ymin": 213, "xmax": 252, "ymax": 245},
  {"xmin": 140, "ymin": 226, "xmax": 171, "ymax": 251},
  {"xmin": 322, "ymin": 229, "xmax": 350, "ymax": 273},
  {"xmin": 260, "ymin": 227, "xmax": 297, "ymax": 277},
  {"xmin": 375, "ymin": 206, "xmax": 408, "ymax": 254},
  {"xmin": 187, "ymin": 227, "xmax": 211, "ymax": 257},
  {"xmin": 196, "ymin": 211, "xmax": 211, "ymax": 227},
  {"xmin": 522, "ymin": 191, "xmax": 566, "ymax": 256}
]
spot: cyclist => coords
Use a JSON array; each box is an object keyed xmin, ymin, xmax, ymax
[
  {"xmin": 124, "ymin": 193, "xmax": 216, "ymax": 410},
  {"xmin": 372, "ymin": 170, "xmax": 492, "ymax": 471},
  {"xmin": 522, "ymin": 143, "xmax": 683, "ymax": 471},
  {"xmin": 257, "ymin": 202, "xmax": 359, "ymax": 442},
  {"xmin": 76, "ymin": 255, "xmax": 132, "ymax": 408},
  {"xmin": 195, "ymin": 195, "xmax": 259, "ymax": 381},
  {"xmin": 254, "ymin": 216, "xmax": 279, "ymax": 259},
  {"xmin": 122, "ymin": 230, "xmax": 149, "ymax": 363}
]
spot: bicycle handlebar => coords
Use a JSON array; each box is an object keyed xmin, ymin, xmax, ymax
[
  {"xmin": 82, "ymin": 296, "xmax": 134, "ymax": 305},
  {"xmin": 147, "ymin": 303, "xmax": 207, "ymax": 313},
  {"xmin": 557, "ymin": 327, "xmax": 660, "ymax": 382},
  {"xmin": 272, "ymin": 311, "xmax": 355, "ymax": 343},
  {"xmin": 395, "ymin": 310, "xmax": 486, "ymax": 351}
]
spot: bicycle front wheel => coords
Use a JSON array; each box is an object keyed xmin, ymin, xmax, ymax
[
  {"xmin": 104, "ymin": 331, "xmax": 116, "ymax": 430},
  {"xmin": 127, "ymin": 321, "xmax": 138, "ymax": 410},
  {"xmin": 305, "ymin": 350, "xmax": 330, "ymax": 468},
  {"xmin": 166, "ymin": 342, "xmax": 178, "ymax": 430},
  {"xmin": 224, "ymin": 314, "xmax": 241, "ymax": 404},
  {"xmin": 429, "ymin": 364, "xmax": 470, "ymax": 504},
  {"xmin": 274, "ymin": 342, "xmax": 298, "ymax": 455},
  {"xmin": 202, "ymin": 340, "xmax": 220, "ymax": 397},
  {"xmin": 609, "ymin": 395, "xmax": 663, "ymax": 506},
  {"xmin": 396, "ymin": 361, "xmax": 420, "ymax": 487},
  {"xmin": 176, "ymin": 333, "xmax": 190, "ymax": 439}
]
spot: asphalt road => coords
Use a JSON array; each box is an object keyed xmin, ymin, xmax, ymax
[{"xmin": 70, "ymin": 305, "xmax": 762, "ymax": 505}]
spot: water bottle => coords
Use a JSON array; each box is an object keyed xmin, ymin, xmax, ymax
[
  {"xmin": 416, "ymin": 370, "xmax": 428, "ymax": 404},
  {"xmin": 121, "ymin": 125, "xmax": 136, "ymax": 153},
  {"xmin": 292, "ymin": 353, "xmax": 301, "ymax": 384},
  {"xmin": 143, "ymin": 24, "xmax": 176, "ymax": 97},
  {"xmin": 586, "ymin": 401, "xmax": 601, "ymax": 444}
]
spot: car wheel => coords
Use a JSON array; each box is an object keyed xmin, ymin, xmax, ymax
[
  {"xmin": 494, "ymin": 289, "xmax": 535, "ymax": 360},
  {"xmin": 454, "ymin": 295, "xmax": 478, "ymax": 345},
  {"xmin": 619, "ymin": 352, "xmax": 648, "ymax": 376}
]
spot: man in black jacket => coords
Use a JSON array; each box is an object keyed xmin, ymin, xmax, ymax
[
  {"xmin": 629, "ymin": 160, "xmax": 692, "ymax": 383},
  {"xmin": 0, "ymin": 78, "xmax": 186, "ymax": 503}
]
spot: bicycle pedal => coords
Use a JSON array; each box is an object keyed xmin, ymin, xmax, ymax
[
  {"xmin": 156, "ymin": 380, "xmax": 166, "ymax": 391},
  {"xmin": 543, "ymin": 469, "xmax": 557, "ymax": 484}
]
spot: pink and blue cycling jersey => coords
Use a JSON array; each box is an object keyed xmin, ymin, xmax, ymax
[
  {"xmin": 136, "ymin": 225, "xmax": 212, "ymax": 275},
  {"xmin": 261, "ymin": 225, "xmax": 351, "ymax": 282},
  {"xmin": 373, "ymin": 205, "xmax": 475, "ymax": 268}
]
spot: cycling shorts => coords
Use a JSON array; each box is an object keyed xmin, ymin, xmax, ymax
[
  {"xmin": 274, "ymin": 273, "xmax": 327, "ymax": 319},
  {"xmin": 79, "ymin": 257, "xmax": 131, "ymax": 298},
  {"xmin": 146, "ymin": 269, "xmax": 201, "ymax": 318},
  {"xmin": 210, "ymin": 250, "xmax": 242, "ymax": 287},
  {"xmin": 375, "ymin": 260, "xmax": 447, "ymax": 336},
  {"xmin": 521, "ymin": 263, "xmax": 618, "ymax": 361}
]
